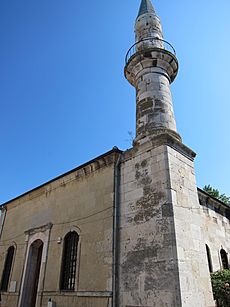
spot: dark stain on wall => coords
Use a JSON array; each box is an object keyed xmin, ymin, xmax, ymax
[
  {"xmin": 121, "ymin": 157, "xmax": 178, "ymax": 303},
  {"xmin": 133, "ymin": 190, "xmax": 163, "ymax": 223},
  {"xmin": 144, "ymin": 259, "xmax": 176, "ymax": 291},
  {"xmin": 133, "ymin": 160, "xmax": 165, "ymax": 224}
]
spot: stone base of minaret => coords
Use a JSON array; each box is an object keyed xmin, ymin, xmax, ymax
[{"xmin": 117, "ymin": 135, "xmax": 215, "ymax": 307}]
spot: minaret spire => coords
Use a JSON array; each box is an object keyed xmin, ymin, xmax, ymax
[
  {"xmin": 125, "ymin": 0, "xmax": 181, "ymax": 144},
  {"xmin": 137, "ymin": 0, "xmax": 155, "ymax": 18}
]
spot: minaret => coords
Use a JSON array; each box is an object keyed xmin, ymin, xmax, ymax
[
  {"xmin": 125, "ymin": 0, "xmax": 181, "ymax": 144},
  {"xmin": 118, "ymin": 1, "xmax": 215, "ymax": 306}
]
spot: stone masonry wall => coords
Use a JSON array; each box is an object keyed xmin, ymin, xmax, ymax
[
  {"xmin": 118, "ymin": 139, "xmax": 216, "ymax": 307},
  {"xmin": 0, "ymin": 152, "xmax": 117, "ymax": 307},
  {"xmin": 135, "ymin": 71, "xmax": 177, "ymax": 137},
  {"xmin": 199, "ymin": 192, "xmax": 230, "ymax": 273},
  {"xmin": 118, "ymin": 141, "xmax": 181, "ymax": 307},
  {"xmin": 167, "ymin": 146, "xmax": 215, "ymax": 307}
]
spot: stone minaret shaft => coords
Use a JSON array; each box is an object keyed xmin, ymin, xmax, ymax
[{"xmin": 125, "ymin": 0, "xmax": 181, "ymax": 144}]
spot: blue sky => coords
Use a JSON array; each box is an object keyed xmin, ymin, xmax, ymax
[{"xmin": 0, "ymin": 0, "xmax": 230, "ymax": 204}]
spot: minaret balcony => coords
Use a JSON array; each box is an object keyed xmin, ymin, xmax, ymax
[
  {"xmin": 124, "ymin": 37, "xmax": 179, "ymax": 85},
  {"xmin": 125, "ymin": 37, "xmax": 176, "ymax": 64}
]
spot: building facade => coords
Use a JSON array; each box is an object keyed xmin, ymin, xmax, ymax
[{"xmin": 0, "ymin": 1, "xmax": 229, "ymax": 306}]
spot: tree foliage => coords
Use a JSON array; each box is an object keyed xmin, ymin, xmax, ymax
[
  {"xmin": 203, "ymin": 185, "xmax": 230, "ymax": 206},
  {"xmin": 211, "ymin": 270, "xmax": 230, "ymax": 306}
]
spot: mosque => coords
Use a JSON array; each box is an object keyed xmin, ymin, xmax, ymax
[{"xmin": 0, "ymin": 1, "xmax": 229, "ymax": 306}]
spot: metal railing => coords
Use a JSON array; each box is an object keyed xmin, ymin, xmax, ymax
[{"xmin": 125, "ymin": 37, "xmax": 176, "ymax": 64}]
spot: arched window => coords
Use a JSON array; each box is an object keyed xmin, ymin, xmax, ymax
[
  {"xmin": 205, "ymin": 244, "xmax": 213, "ymax": 273},
  {"xmin": 60, "ymin": 231, "xmax": 79, "ymax": 291},
  {"xmin": 0, "ymin": 246, "xmax": 15, "ymax": 291},
  {"xmin": 220, "ymin": 249, "xmax": 229, "ymax": 270}
]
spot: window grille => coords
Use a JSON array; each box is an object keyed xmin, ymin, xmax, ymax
[
  {"xmin": 0, "ymin": 246, "xmax": 15, "ymax": 291},
  {"xmin": 60, "ymin": 231, "xmax": 79, "ymax": 291}
]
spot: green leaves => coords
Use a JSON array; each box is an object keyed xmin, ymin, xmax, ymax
[
  {"xmin": 203, "ymin": 185, "xmax": 230, "ymax": 206},
  {"xmin": 211, "ymin": 270, "xmax": 230, "ymax": 306}
]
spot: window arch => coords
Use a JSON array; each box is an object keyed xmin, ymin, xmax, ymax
[
  {"xmin": 220, "ymin": 249, "xmax": 229, "ymax": 270},
  {"xmin": 0, "ymin": 246, "xmax": 15, "ymax": 291},
  {"xmin": 60, "ymin": 231, "xmax": 79, "ymax": 291},
  {"xmin": 205, "ymin": 244, "xmax": 213, "ymax": 273}
]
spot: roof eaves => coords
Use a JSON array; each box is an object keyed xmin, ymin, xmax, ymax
[{"xmin": 1, "ymin": 147, "xmax": 123, "ymax": 207}]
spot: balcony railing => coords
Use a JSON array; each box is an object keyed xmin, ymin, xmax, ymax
[{"xmin": 125, "ymin": 37, "xmax": 176, "ymax": 64}]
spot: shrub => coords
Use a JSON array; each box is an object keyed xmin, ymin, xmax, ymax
[{"xmin": 211, "ymin": 270, "xmax": 230, "ymax": 306}]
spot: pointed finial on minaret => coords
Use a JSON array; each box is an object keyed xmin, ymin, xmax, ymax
[{"xmin": 137, "ymin": 0, "xmax": 155, "ymax": 18}]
